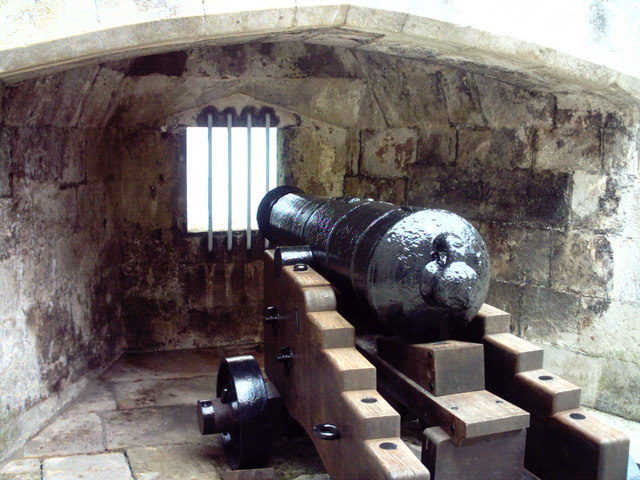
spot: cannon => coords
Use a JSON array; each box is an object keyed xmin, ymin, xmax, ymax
[
  {"xmin": 197, "ymin": 188, "xmax": 630, "ymax": 480},
  {"xmin": 257, "ymin": 186, "xmax": 491, "ymax": 341}
]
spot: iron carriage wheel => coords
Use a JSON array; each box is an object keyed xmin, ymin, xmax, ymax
[{"xmin": 216, "ymin": 355, "xmax": 272, "ymax": 470}]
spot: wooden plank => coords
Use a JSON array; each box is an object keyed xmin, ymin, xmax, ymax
[
  {"xmin": 263, "ymin": 253, "xmax": 429, "ymax": 480},
  {"xmin": 377, "ymin": 338, "xmax": 484, "ymax": 396},
  {"xmin": 422, "ymin": 426, "xmax": 526, "ymax": 480},
  {"xmin": 484, "ymin": 333, "xmax": 544, "ymax": 375},
  {"xmin": 461, "ymin": 304, "xmax": 511, "ymax": 340},
  {"xmin": 364, "ymin": 438, "xmax": 430, "ymax": 480},
  {"xmin": 551, "ymin": 409, "xmax": 630, "ymax": 480},
  {"xmin": 524, "ymin": 409, "xmax": 630, "ymax": 480},
  {"xmin": 356, "ymin": 336, "xmax": 529, "ymax": 445},
  {"xmin": 342, "ymin": 390, "xmax": 400, "ymax": 440},
  {"xmin": 514, "ymin": 369, "xmax": 581, "ymax": 415}
]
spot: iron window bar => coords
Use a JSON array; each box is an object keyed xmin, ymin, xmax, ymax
[
  {"xmin": 193, "ymin": 107, "xmax": 279, "ymax": 251},
  {"xmin": 227, "ymin": 112, "xmax": 233, "ymax": 251},
  {"xmin": 246, "ymin": 112, "xmax": 252, "ymax": 250},
  {"xmin": 207, "ymin": 113, "xmax": 213, "ymax": 252}
]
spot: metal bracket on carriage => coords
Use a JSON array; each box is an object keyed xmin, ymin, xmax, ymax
[{"xmin": 273, "ymin": 245, "xmax": 314, "ymax": 272}]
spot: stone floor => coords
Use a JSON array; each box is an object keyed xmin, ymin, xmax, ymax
[
  {"xmin": 1, "ymin": 346, "xmax": 639, "ymax": 480},
  {"xmin": 0, "ymin": 345, "xmax": 329, "ymax": 480}
]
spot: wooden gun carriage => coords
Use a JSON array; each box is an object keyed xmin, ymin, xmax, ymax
[{"xmin": 197, "ymin": 188, "xmax": 630, "ymax": 480}]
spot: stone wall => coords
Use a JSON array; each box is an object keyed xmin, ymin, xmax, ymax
[
  {"xmin": 0, "ymin": 64, "xmax": 125, "ymax": 459},
  {"xmin": 341, "ymin": 54, "xmax": 640, "ymax": 420},
  {"xmin": 1, "ymin": 39, "xmax": 639, "ymax": 463},
  {"xmin": 107, "ymin": 43, "xmax": 640, "ymax": 422},
  {"xmin": 114, "ymin": 126, "xmax": 265, "ymax": 351}
]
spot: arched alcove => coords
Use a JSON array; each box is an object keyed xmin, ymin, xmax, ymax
[{"xmin": 1, "ymin": 5, "xmax": 639, "ymax": 469}]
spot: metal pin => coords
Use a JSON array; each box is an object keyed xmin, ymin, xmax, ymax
[
  {"xmin": 265, "ymin": 112, "xmax": 271, "ymax": 249},
  {"xmin": 227, "ymin": 112, "xmax": 233, "ymax": 251},
  {"xmin": 246, "ymin": 112, "xmax": 252, "ymax": 250},
  {"xmin": 207, "ymin": 113, "xmax": 213, "ymax": 253}
]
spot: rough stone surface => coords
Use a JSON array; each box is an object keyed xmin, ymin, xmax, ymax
[
  {"xmin": 113, "ymin": 376, "xmax": 215, "ymax": 410},
  {"xmin": 360, "ymin": 128, "xmax": 417, "ymax": 178},
  {"xmin": 596, "ymin": 357, "xmax": 640, "ymax": 421},
  {"xmin": 43, "ymin": 453, "xmax": 133, "ymax": 480},
  {"xmin": 102, "ymin": 350, "xmax": 223, "ymax": 383},
  {"xmin": 101, "ymin": 406, "xmax": 199, "ymax": 449},
  {"xmin": 550, "ymin": 232, "xmax": 613, "ymax": 299},
  {"xmin": 127, "ymin": 444, "xmax": 223, "ymax": 480},
  {"xmin": 440, "ymin": 70, "xmax": 487, "ymax": 127},
  {"xmin": 0, "ymin": 459, "xmax": 40, "ymax": 480},
  {"xmin": 23, "ymin": 414, "xmax": 104, "ymax": 458},
  {"xmin": 480, "ymin": 224, "xmax": 551, "ymax": 287}
]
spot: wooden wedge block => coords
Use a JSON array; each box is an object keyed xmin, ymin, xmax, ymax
[
  {"xmin": 422, "ymin": 426, "xmax": 526, "ymax": 480},
  {"xmin": 377, "ymin": 338, "xmax": 485, "ymax": 396},
  {"xmin": 364, "ymin": 438, "xmax": 430, "ymax": 480},
  {"xmin": 462, "ymin": 304, "xmax": 511, "ymax": 340},
  {"xmin": 484, "ymin": 333, "xmax": 544, "ymax": 375},
  {"xmin": 524, "ymin": 408, "xmax": 630, "ymax": 480},
  {"xmin": 357, "ymin": 337, "xmax": 529, "ymax": 445},
  {"xmin": 514, "ymin": 369, "xmax": 581, "ymax": 415}
]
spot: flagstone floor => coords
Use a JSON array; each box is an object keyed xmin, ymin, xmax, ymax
[{"xmin": 1, "ymin": 345, "xmax": 638, "ymax": 480}]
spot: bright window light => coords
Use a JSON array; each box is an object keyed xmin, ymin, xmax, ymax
[{"xmin": 186, "ymin": 126, "xmax": 278, "ymax": 233}]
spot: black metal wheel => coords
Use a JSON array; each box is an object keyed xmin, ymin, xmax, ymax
[{"xmin": 216, "ymin": 355, "xmax": 271, "ymax": 470}]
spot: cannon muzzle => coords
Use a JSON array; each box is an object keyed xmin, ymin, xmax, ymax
[{"xmin": 257, "ymin": 186, "xmax": 490, "ymax": 341}]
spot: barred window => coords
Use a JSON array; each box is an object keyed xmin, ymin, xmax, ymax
[{"xmin": 186, "ymin": 109, "xmax": 278, "ymax": 250}]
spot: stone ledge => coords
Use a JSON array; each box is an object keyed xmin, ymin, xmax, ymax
[{"xmin": 0, "ymin": 5, "xmax": 638, "ymax": 105}]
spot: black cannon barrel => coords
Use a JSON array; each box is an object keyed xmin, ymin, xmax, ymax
[{"xmin": 257, "ymin": 186, "xmax": 490, "ymax": 341}]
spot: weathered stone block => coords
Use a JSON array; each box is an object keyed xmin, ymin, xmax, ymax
[
  {"xmin": 113, "ymin": 375, "xmax": 215, "ymax": 410},
  {"xmin": 62, "ymin": 381, "xmax": 117, "ymax": 417},
  {"xmin": 79, "ymin": 65, "xmax": 126, "ymax": 127},
  {"xmin": 596, "ymin": 357, "xmax": 640, "ymax": 421},
  {"xmin": 481, "ymin": 224, "xmax": 551, "ymax": 286},
  {"xmin": 11, "ymin": 127, "xmax": 65, "ymax": 182},
  {"xmin": 519, "ymin": 286, "xmax": 581, "ymax": 345},
  {"xmin": 102, "ymin": 406, "xmax": 198, "ymax": 449},
  {"xmin": 0, "ymin": 458, "xmax": 41, "ymax": 480},
  {"xmin": 473, "ymin": 74, "xmax": 554, "ymax": 129},
  {"xmin": 23, "ymin": 413, "xmax": 104, "ymax": 458},
  {"xmin": 406, "ymin": 164, "xmax": 482, "ymax": 220},
  {"xmin": 363, "ymin": 52, "xmax": 449, "ymax": 127},
  {"xmin": 279, "ymin": 122, "xmax": 347, "ymax": 196},
  {"xmin": 127, "ymin": 444, "xmax": 223, "ymax": 480},
  {"xmin": 550, "ymin": 231, "xmax": 613, "ymax": 299},
  {"xmin": 3, "ymin": 75, "xmax": 62, "ymax": 127},
  {"xmin": 536, "ymin": 127, "xmax": 601, "ymax": 173},
  {"xmin": 578, "ymin": 301, "xmax": 640, "ymax": 366},
  {"xmin": 609, "ymin": 235, "xmax": 640, "ymax": 303},
  {"xmin": 602, "ymin": 124, "xmax": 640, "ymax": 175},
  {"xmin": 542, "ymin": 344, "xmax": 600, "ymax": 406},
  {"xmin": 61, "ymin": 130, "xmax": 87, "ymax": 185},
  {"xmin": 360, "ymin": 128, "xmax": 417, "ymax": 178},
  {"xmin": 50, "ymin": 66, "xmax": 100, "ymax": 127},
  {"xmin": 570, "ymin": 172, "xmax": 610, "ymax": 227},
  {"xmin": 416, "ymin": 127, "xmax": 456, "ymax": 166},
  {"xmin": 481, "ymin": 168, "xmax": 571, "ymax": 229},
  {"xmin": 43, "ymin": 453, "xmax": 133, "ymax": 480},
  {"xmin": 457, "ymin": 127, "xmax": 534, "ymax": 171},
  {"xmin": 244, "ymin": 77, "xmax": 367, "ymax": 128},
  {"xmin": 0, "ymin": 128, "xmax": 12, "ymax": 197},
  {"xmin": 439, "ymin": 70, "xmax": 486, "ymax": 127},
  {"xmin": 103, "ymin": 349, "xmax": 223, "ymax": 383},
  {"xmin": 343, "ymin": 176, "xmax": 405, "ymax": 204}
]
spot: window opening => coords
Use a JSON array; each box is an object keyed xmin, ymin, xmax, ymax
[{"xmin": 186, "ymin": 109, "xmax": 278, "ymax": 251}]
